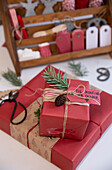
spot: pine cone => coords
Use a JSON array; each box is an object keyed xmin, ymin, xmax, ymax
[{"xmin": 55, "ymin": 94, "xmax": 66, "ymax": 106}]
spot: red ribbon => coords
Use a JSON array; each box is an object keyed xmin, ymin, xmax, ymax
[
  {"xmin": 27, "ymin": 123, "xmax": 38, "ymax": 148},
  {"xmin": 27, "ymin": 99, "xmax": 41, "ymax": 148}
]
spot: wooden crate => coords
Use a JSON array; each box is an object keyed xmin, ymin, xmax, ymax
[{"xmin": 1, "ymin": 0, "xmax": 112, "ymax": 76}]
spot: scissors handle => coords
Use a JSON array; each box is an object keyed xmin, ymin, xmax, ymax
[
  {"xmin": 0, "ymin": 91, "xmax": 27, "ymax": 125},
  {"xmin": 10, "ymin": 100, "xmax": 27, "ymax": 125},
  {"xmin": 96, "ymin": 67, "xmax": 110, "ymax": 81},
  {"xmin": 87, "ymin": 18, "xmax": 107, "ymax": 28}
]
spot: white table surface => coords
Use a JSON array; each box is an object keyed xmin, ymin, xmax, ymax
[{"xmin": 0, "ymin": 25, "xmax": 112, "ymax": 170}]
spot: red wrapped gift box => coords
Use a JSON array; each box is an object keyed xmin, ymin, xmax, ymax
[
  {"xmin": 52, "ymin": 91, "xmax": 112, "ymax": 170},
  {"xmin": 0, "ymin": 68, "xmax": 45, "ymax": 135},
  {"xmin": 0, "ymin": 66, "xmax": 112, "ymax": 170},
  {"xmin": 10, "ymin": 89, "xmax": 112, "ymax": 170},
  {"xmin": 52, "ymin": 122, "xmax": 100, "ymax": 170},
  {"xmin": 39, "ymin": 79, "xmax": 90, "ymax": 140}
]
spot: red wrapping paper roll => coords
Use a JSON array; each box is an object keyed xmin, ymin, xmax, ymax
[
  {"xmin": 17, "ymin": 14, "xmax": 29, "ymax": 39},
  {"xmin": 9, "ymin": 8, "xmax": 22, "ymax": 40},
  {"xmin": 75, "ymin": 0, "xmax": 89, "ymax": 9}
]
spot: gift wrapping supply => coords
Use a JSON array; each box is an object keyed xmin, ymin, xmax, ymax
[
  {"xmin": 75, "ymin": 0, "xmax": 89, "ymax": 9},
  {"xmin": 89, "ymin": 0, "xmax": 103, "ymax": 7},
  {"xmin": 62, "ymin": 0, "xmax": 75, "ymax": 11}
]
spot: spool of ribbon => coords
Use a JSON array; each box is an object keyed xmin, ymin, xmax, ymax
[
  {"xmin": 89, "ymin": 0, "xmax": 103, "ymax": 8},
  {"xmin": 62, "ymin": 0, "xmax": 75, "ymax": 11},
  {"xmin": 75, "ymin": 0, "xmax": 89, "ymax": 9}
]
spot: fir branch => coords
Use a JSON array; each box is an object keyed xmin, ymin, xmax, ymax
[
  {"xmin": 34, "ymin": 105, "xmax": 41, "ymax": 125},
  {"xmin": 43, "ymin": 66, "xmax": 69, "ymax": 90},
  {"xmin": 2, "ymin": 69, "xmax": 22, "ymax": 86},
  {"xmin": 68, "ymin": 61, "xmax": 88, "ymax": 77}
]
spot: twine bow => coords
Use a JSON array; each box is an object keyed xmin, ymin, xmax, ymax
[{"xmin": 12, "ymin": 26, "xmax": 26, "ymax": 44}]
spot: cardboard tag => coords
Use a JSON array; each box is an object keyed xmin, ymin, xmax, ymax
[
  {"xmin": 72, "ymin": 29, "xmax": 84, "ymax": 51},
  {"xmin": 86, "ymin": 26, "xmax": 98, "ymax": 49},
  {"xmin": 67, "ymin": 87, "xmax": 100, "ymax": 105},
  {"xmin": 100, "ymin": 25, "xmax": 112, "ymax": 47},
  {"xmin": 56, "ymin": 32, "xmax": 71, "ymax": 53}
]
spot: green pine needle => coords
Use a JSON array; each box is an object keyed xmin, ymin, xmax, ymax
[
  {"xmin": 34, "ymin": 105, "xmax": 41, "ymax": 125},
  {"xmin": 68, "ymin": 61, "xmax": 88, "ymax": 77},
  {"xmin": 43, "ymin": 66, "xmax": 69, "ymax": 90},
  {"xmin": 34, "ymin": 105, "xmax": 56, "ymax": 139},
  {"xmin": 2, "ymin": 69, "xmax": 22, "ymax": 86}
]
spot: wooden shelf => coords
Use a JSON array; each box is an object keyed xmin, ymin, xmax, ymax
[
  {"xmin": 1, "ymin": 0, "xmax": 112, "ymax": 76},
  {"xmin": 20, "ymin": 45, "xmax": 112, "ymax": 68},
  {"xmin": 16, "ymin": 35, "xmax": 57, "ymax": 47},
  {"xmin": 22, "ymin": 5, "xmax": 108, "ymax": 25}
]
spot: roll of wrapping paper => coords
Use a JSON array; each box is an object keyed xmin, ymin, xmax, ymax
[
  {"xmin": 89, "ymin": 0, "xmax": 103, "ymax": 7},
  {"xmin": 9, "ymin": 8, "xmax": 22, "ymax": 40},
  {"xmin": 17, "ymin": 15, "xmax": 29, "ymax": 39},
  {"xmin": 62, "ymin": 0, "xmax": 75, "ymax": 11},
  {"xmin": 33, "ymin": 24, "xmax": 67, "ymax": 38}
]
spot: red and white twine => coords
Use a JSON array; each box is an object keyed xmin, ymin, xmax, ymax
[
  {"xmin": 62, "ymin": 0, "xmax": 75, "ymax": 11},
  {"xmin": 89, "ymin": 0, "xmax": 103, "ymax": 8}
]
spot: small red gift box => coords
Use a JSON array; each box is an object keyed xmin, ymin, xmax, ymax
[{"xmin": 39, "ymin": 79, "xmax": 91, "ymax": 140}]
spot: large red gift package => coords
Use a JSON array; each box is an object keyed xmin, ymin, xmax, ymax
[
  {"xmin": 52, "ymin": 91, "xmax": 112, "ymax": 169},
  {"xmin": 0, "ymin": 65, "xmax": 112, "ymax": 170}
]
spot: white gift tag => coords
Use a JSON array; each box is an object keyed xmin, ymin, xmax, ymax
[
  {"xmin": 86, "ymin": 26, "xmax": 98, "ymax": 49},
  {"xmin": 100, "ymin": 25, "xmax": 112, "ymax": 47}
]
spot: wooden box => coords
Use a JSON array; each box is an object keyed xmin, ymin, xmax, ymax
[{"xmin": 1, "ymin": 0, "xmax": 112, "ymax": 76}]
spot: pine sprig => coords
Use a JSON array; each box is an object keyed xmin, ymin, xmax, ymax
[
  {"xmin": 34, "ymin": 105, "xmax": 41, "ymax": 125},
  {"xmin": 2, "ymin": 69, "xmax": 22, "ymax": 86},
  {"xmin": 68, "ymin": 61, "xmax": 88, "ymax": 77},
  {"xmin": 43, "ymin": 66, "xmax": 69, "ymax": 90}
]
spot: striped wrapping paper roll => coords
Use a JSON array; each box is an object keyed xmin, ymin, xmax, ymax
[
  {"xmin": 89, "ymin": 0, "xmax": 103, "ymax": 7},
  {"xmin": 62, "ymin": 0, "xmax": 75, "ymax": 11}
]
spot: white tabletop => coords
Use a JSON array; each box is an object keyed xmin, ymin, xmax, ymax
[{"xmin": 0, "ymin": 25, "xmax": 112, "ymax": 170}]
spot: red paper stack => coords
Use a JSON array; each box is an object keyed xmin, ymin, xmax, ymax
[{"xmin": 0, "ymin": 65, "xmax": 112, "ymax": 170}]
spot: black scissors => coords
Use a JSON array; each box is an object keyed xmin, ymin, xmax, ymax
[
  {"xmin": 0, "ymin": 91, "xmax": 27, "ymax": 125},
  {"xmin": 96, "ymin": 67, "xmax": 110, "ymax": 81}
]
